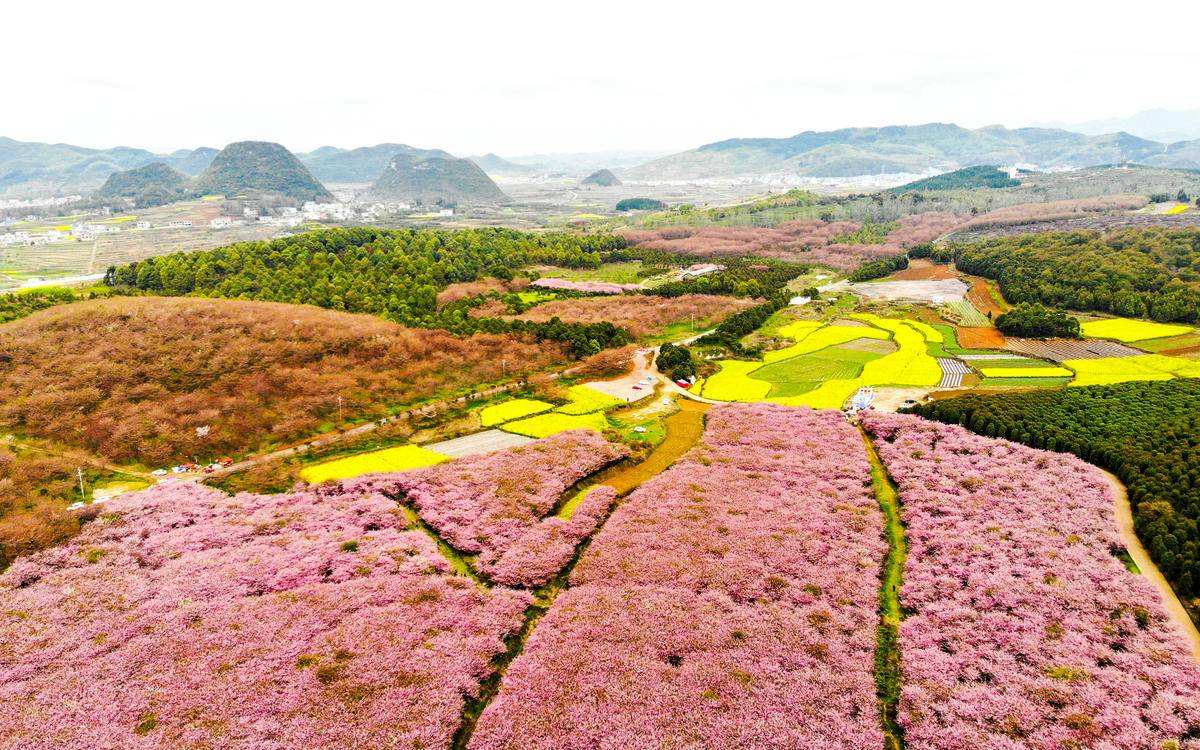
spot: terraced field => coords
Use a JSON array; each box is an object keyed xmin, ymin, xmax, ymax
[{"xmin": 701, "ymin": 315, "xmax": 943, "ymax": 409}]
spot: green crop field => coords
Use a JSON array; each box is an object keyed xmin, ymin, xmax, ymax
[
  {"xmin": 755, "ymin": 348, "xmax": 879, "ymax": 397},
  {"xmin": 532, "ymin": 261, "xmax": 644, "ymax": 284}
]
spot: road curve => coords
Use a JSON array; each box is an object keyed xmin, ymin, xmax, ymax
[{"xmin": 1102, "ymin": 468, "xmax": 1200, "ymax": 662}]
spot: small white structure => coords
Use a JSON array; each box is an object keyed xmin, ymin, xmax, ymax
[
  {"xmin": 849, "ymin": 387, "xmax": 876, "ymax": 412},
  {"xmin": 135, "ymin": 221, "xmax": 152, "ymax": 230},
  {"xmin": 681, "ymin": 263, "xmax": 725, "ymax": 279},
  {"xmin": 166, "ymin": 220, "xmax": 193, "ymax": 229},
  {"xmin": 210, "ymin": 217, "xmax": 233, "ymax": 229}
]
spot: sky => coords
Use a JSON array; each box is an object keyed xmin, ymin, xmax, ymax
[{"xmin": 4, "ymin": 0, "xmax": 1199, "ymax": 156}]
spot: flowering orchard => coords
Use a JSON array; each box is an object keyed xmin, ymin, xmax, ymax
[
  {"xmin": 470, "ymin": 404, "xmax": 887, "ymax": 749},
  {"xmin": 353, "ymin": 429, "xmax": 628, "ymax": 586},
  {"xmin": 863, "ymin": 413, "xmax": 1200, "ymax": 750},
  {"xmin": 0, "ymin": 482, "xmax": 530, "ymax": 750}
]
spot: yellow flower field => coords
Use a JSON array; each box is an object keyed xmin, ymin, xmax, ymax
[
  {"xmin": 702, "ymin": 360, "xmax": 773, "ymax": 401},
  {"xmin": 299, "ymin": 444, "xmax": 449, "ymax": 483},
  {"xmin": 1080, "ymin": 317, "xmax": 1193, "ymax": 343},
  {"xmin": 702, "ymin": 315, "xmax": 942, "ymax": 409},
  {"xmin": 1065, "ymin": 354, "xmax": 1200, "ymax": 387},
  {"xmin": 480, "ymin": 398, "xmax": 554, "ymax": 427},
  {"xmin": 555, "ymin": 385, "xmax": 625, "ymax": 415},
  {"xmin": 501, "ymin": 411, "xmax": 610, "ymax": 438},
  {"xmin": 762, "ymin": 322, "xmax": 888, "ymax": 364}
]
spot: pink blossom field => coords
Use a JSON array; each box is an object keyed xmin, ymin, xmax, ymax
[
  {"xmin": 3, "ymin": 407, "xmax": 1200, "ymax": 749},
  {"xmin": 350, "ymin": 430, "xmax": 628, "ymax": 587},
  {"xmin": 864, "ymin": 413, "xmax": 1200, "ymax": 750},
  {"xmin": 469, "ymin": 405, "xmax": 888, "ymax": 749},
  {"xmin": 0, "ymin": 482, "xmax": 530, "ymax": 750}
]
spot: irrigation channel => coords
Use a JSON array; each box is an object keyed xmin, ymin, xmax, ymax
[
  {"xmin": 394, "ymin": 397, "xmax": 713, "ymax": 750},
  {"xmin": 860, "ymin": 427, "xmax": 909, "ymax": 750}
]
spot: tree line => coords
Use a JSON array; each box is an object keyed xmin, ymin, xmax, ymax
[
  {"xmin": 953, "ymin": 228, "xmax": 1200, "ymax": 323},
  {"xmin": 911, "ymin": 380, "xmax": 1200, "ymax": 601},
  {"xmin": 106, "ymin": 227, "xmax": 631, "ymax": 357}
]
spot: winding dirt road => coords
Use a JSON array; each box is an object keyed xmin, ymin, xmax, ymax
[{"xmin": 1102, "ymin": 469, "xmax": 1200, "ymax": 661}]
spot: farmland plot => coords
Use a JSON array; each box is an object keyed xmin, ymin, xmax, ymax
[
  {"xmin": 863, "ymin": 414, "xmax": 1200, "ymax": 750},
  {"xmin": 470, "ymin": 404, "xmax": 886, "ymax": 749}
]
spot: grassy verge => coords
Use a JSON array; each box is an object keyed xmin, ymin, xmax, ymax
[{"xmin": 860, "ymin": 428, "xmax": 908, "ymax": 750}]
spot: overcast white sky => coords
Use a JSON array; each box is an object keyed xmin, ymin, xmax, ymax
[{"xmin": 4, "ymin": 0, "xmax": 1198, "ymax": 156}]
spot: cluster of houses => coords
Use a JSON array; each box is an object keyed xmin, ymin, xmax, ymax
[{"xmin": 0, "ymin": 216, "xmax": 248, "ymax": 247}]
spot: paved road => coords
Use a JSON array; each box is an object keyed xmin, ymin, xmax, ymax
[
  {"xmin": 428, "ymin": 429, "xmax": 533, "ymax": 458},
  {"xmin": 1105, "ymin": 468, "xmax": 1200, "ymax": 661}
]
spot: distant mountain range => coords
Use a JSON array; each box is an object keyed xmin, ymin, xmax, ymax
[
  {"xmin": 625, "ymin": 124, "xmax": 1200, "ymax": 180},
  {"xmin": 297, "ymin": 144, "xmax": 454, "ymax": 183},
  {"xmin": 7, "ymin": 120, "xmax": 1200, "ymax": 199},
  {"xmin": 1036, "ymin": 109, "xmax": 1200, "ymax": 145},
  {"xmin": 0, "ymin": 137, "xmax": 217, "ymax": 196}
]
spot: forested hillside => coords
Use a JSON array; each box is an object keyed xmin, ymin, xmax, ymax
[
  {"xmin": 912, "ymin": 380, "xmax": 1200, "ymax": 604},
  {"xmin": 193, "ymin": 141, "xmax": 332, "ymax": 202},
  {"xmin": 107, "ymin": 227, "xmax": 631, "ymax": 355},
  {"xmin": 893, "ymin": 165, "xmax": 1020, "ymax": 192},
  {"xmin": 954, "ymin": 228, "xmax": 1200, "ymax": 322},
  {"xmin": 95, "ymin": 161, "xmax": 190, "ymax": 207}
]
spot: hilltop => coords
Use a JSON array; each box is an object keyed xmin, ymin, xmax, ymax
[
  {"xmin": 159, "ymin": 147, "xmax": 218, "ymax": 176},
  {"xmin": 582, "ymin": 168, "xmax": 621, "ymax": 186},
  {"xmin": 94, "ymin": 162, "xmax": 190, "ymax": 207},
  {"xmin": 366, "ymin": 151, "xmax": 508, "ymax": 204},
  {"xmin": 299, "ymin": 143, "xmax": 452, "ymax": 183},
  {"xmin": 193, "ymin": 141, "xmax": 332, "ymax": 202},
  {"xmin": 471, "ymin": 153, "xmax": 534, "ymax": 175},
  {"xmin": 893, "ymin": 165, "xmax": 1020, "ymax": 192},
  {"xmin": 626, "ymin": 123, "xmax": 1200, "ymax": 180}
]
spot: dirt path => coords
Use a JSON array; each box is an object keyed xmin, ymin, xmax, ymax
[{"xmin": 1102, "ymin": 469, "xmax": 1200, "ymax": 661}]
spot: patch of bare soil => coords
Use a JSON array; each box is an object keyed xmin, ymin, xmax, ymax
[
  {"xmin": 957, "ymin": 327, "xmax": 1007, "ymax": 349},
  {"xmin": 887, "ymin": 259, "xmax": 957, "ymax": 281}
]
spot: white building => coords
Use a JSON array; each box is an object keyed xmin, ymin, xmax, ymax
[
  {"xmin": 210, "ymin": 217, "xmax": 234, "ymax": 229},
  {"xmin": 166, "ymin": 220, "xmax": 193, "ymax": 229},
  {"xmin": 135, "ymin": 221, "xmax": 152, "ymax": 230}
]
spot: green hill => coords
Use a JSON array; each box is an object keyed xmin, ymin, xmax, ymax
[
  {"xmin": 95, "ymin": 162, "xmax": 190, "ymax": 207},
  {"xmin": 366, "ymin": 152, "xmax": 508, "ymax": 205},
  {"xmin": 582, "ymin": 169, "xmax": 621, "ymax": 187},
  {"xmin": 194, "ymin": 141, "xmax": 332, "ymax": 202},
  {"xmin": 893, "ymin": 165, "xmax": 1020, "ymax": 192}
]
